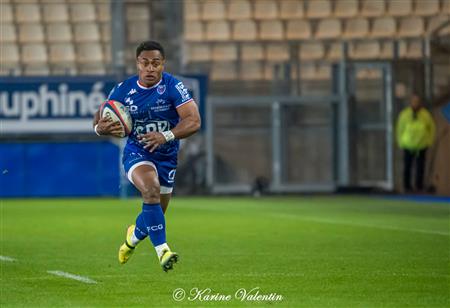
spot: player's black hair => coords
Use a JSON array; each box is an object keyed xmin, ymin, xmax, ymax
[{"xmin": 136, "ymin": 41, "xmax": 165, "ymax": 59}]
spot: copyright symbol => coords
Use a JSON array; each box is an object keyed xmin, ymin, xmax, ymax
[{"xmin": 172, "ymin": 288, "xmax": 186, "ymax": 301}]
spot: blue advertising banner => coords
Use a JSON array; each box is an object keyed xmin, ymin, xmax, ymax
[
  {"xmin": 0, "ymin": 76, "xmax": 116, "ymax": 134},
  {"xmin": 0, "ymin": 75, "xmax": 207, "ymax": 134}
]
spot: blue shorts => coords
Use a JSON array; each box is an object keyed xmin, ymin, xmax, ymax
[{"xmin": 122, "ymin": 149, "xmax": 177, "ymax": 194}]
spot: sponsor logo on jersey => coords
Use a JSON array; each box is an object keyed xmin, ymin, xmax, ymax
[
  {"xmin": 127, "ymin": 88, "xmax": 137, "ymax": 96},
  {"xmin": 157, "ymin": 84, "xmax": 166, "ymax": 95},
  {"xmin": 175, "ymin": 82, "xmax": 190, "ymax": 101},
  {"xmin": 125, "ymin": 97, "xmax": 134, "ymax": 105},
  {"xmin": 150, "ymin": 99, "xmax": 170, "ymax": 113}
]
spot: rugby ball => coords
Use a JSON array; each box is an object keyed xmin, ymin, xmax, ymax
[{"xmin": 100, "ymin": 100, "xmax": 132, "ymax": 138}]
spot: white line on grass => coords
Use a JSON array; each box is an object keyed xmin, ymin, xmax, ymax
[
  {"xmin": 274, "ymin": 214, "xmax": 450, "ymax": 236},
  {"xmin": 47, "ymin": 270, "xmax": 97, "ymax": 284},
  {"xmin": 0, "ymin": 255, "xmax": 17, "ymax": 262}
]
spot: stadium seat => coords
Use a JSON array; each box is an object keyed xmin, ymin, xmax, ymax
[
  {"xmin": 326, "ymin": 42, "xmax": 343, "ymax": 61},
  {"xmin": 265, "ymin": 44, "xmax": 290, "ymax": 61},
  {"xmin": 205, "ymin": 21, "xmax": 231, "ymax": 41},
  {"xmin": 1, "ymin": 4, "xmax": 13, "ymax": 23},
  {"xmin": 398, "ymin": 40, "xmax": 423, "ymax": 59},
  {"xmin": 286, "ymin": 20, "xmax": 312, "ymax": 40},
  {"xmin": 22, "ymin": 43, "xmax": 48, "ymax": 65},
  {"xmin": 42, "ymin": 3, "xmax": 69, "ymax": 23},
  {"xmin": 361, "ymin": 0, "xmax": 385, "ymax": 17},
  {"xmin": 126, "ymin": 4, "xmax": 150, "ymax": 21},
  {"xmin": 414, "ymin": 0, "xmax": 439, "ymax": 16},
  {"xmin": 427, "ymin": 15, "xmax": 450, "ymax": 34},
  {"xmin": 279, "ymin": 0, "xmax": 304, "ymax": 19},
  {"xmin": 79, "ymin": 65, "xmax": 106, "ymax": 75},
  {"xmin": 299, "ymin": 63, "xmax": 317, "ymax": 80},
  {"xmin": 46, "ymin": 23, "xmax": 72, "ymax": 43},
  {"xmin": 241, "ymin": 61, "xmax": 264, "ymax": 80},
  {"xmin": 49, "ymin": 43, "xmax": 76, "ymax": 65},
  {"xmin": 316, "ymin": 19, "xmax": 341, "ymax": 39},
  {"xmin": 76, "ymin": 43, "xmax": 103, "ymax": 64},
  {"xmin": 241, "ymin": 43, "xmax": 264, "ymax": 60},
  {"xmin": 232, "ymin": 20, "xmax": 257, "ymax": 40},
  {"xmin": 371, "ymin": 17, "xmax": 396, "ymax": 38},
  {"xmin": 18, "ymin": 23, "xmax": 44, "ymax": 43},
  {"xmin": 1, "ymin": 43, "xmax": 20, "ymax": 68},
  {"xmin": 387, "ymin": 0, "xmax": 412, "ymax": 16},
  {"xmin": 13, "ymin": 0, "xmax": 40, "ymax": 3},
  {"xmin": 264, "ymin": 63, "xmax": 275, "ymax": 80},
  {"xmin": 184, "ymin": 21, "xmax": 204, "ymax": 41},
  {"xmin": 314, "ymin": 63, "xmax": 331, "ymax": 80},
  {"xmin": 24, "ymin": 65, "xmax": 50, "ymax": 76},
  {"xmin": 100, "ymin": 22, "xmax": 111, "ymax": 43},
  {"xmin": 379, "ymin": 41, "xmax": 394, "ymax": 59},
  {"xmin": 343, "ymin": 18, "xmax": 369, "ymax": 39},
  {"xmin": 212, "ymin": 43, "xmax": 238, "ymax": 61},
  {"xmin": 443, "ymin": 0, "xmax": 450, "ymax": 14},
  {"xmin": 73, "ymin": 23, "xmax": 100, "ymax": 43},
  {"xmin": 0, "ymin": 23, "xmax": 16, "ymax": 43},
  {"xmin": 349, "ymin": 41, "xmax": 380, "ymax": 59},
  {"xmin": 254, "ymin": 0, "xmax": 278, "ymax": 20},
  {"xmin": 356, "ymin": 68, "xmax": 381, "ymax": 79},
  {"xmin": 127, "ymin": 21, "xmax": 150, "ymax": 43},
  {"xmin": 184, "ymin": 0, "xmax": 201, "ymax": 21},
  {"xmin": 186, "ymin": 43, "xmax": 211, "ymax": 62},
  {"xmin": 201, "ymin": 0, "xmax": 226, "ymax": 20},
  {"xmin": 51, "ymin": 66, "xmax": 77, "ymax": 75},
  {"xmin": 210, "ymin": 62, "xmax": 237, "ymax": 80},
  {"xmin": 306, "ymin": 0, "xmax": 331, "ymax": 18},
  {"xmin": 227, "ymin": 0, "xmax": 252, "ymax": 20},
  {"xmin": 299, "ymin": 42, "xmax": 325, "ymax": 60},
  {"xmin": 398, "ymin": 17, "xmax": 424, "ymax": 37},
  {"xmin": 15, "ymin": 4, "xmax": 41, "ymax": 23},
  {"xmin": 406, "ymin": 40, "xmax": 423, "ymax": 58},
  {"xmin": 69, "ymin": 3, "xmax": 96, "ymax": 22},
  {"xmin": 259, "ymin": 20, "xmax": 284, "ymax": 40},
  {"xmin": 334, "ymin": 0, "xmax": 358, "ymax": 18},
  {"xmin": 97, "ymin": 3, "xmax": 110, "ymax": 22}
]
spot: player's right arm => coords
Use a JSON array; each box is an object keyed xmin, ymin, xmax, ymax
[
  {"xmin": 93, "ymin": 83, "xmax": 125, "ymax": 137},
  {"xmin": 92, "ymin": 110, "xmax": 123, "ymax": 136}
]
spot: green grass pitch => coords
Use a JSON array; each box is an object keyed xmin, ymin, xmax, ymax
[{"xmin": 1, "ymin": 196, "xmax": 449, "ymax": 307}]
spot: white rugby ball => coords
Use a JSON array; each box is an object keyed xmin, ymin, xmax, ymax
[{"xmin": 100, "ymin": 100, "xmax": 132, "ymax": 138}]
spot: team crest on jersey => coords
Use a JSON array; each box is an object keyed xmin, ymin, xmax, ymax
[{"xmin": 157, "ymin": 85, "xmax": 166, "ymax": 95}]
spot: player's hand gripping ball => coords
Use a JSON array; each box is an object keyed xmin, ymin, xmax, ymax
[{"xmin": 98, "ymin": 100, "xmax": 133, "ymax": 138}]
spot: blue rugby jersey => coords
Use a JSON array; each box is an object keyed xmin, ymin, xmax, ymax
[{"xmin": 108, "ymin": 72, "xmax": 193, "ymax": 158}]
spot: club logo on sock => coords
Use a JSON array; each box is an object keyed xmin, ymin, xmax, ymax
[{"xmin": 148, "ymin": 224, "xmax": 164, "ymax": 232}]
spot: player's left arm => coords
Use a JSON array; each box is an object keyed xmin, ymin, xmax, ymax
[
  {"xmin": 139, "ymin": 101, "xmax": 201, "ymax": 152},
  {"xmin": 172, "ymin": 101, "xmax": 201, "ymax": 139}
]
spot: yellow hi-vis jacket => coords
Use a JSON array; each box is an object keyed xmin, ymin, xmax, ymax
[{"xmin": 396, "ymin": 107, "xmax": 436, "ymax": 151}]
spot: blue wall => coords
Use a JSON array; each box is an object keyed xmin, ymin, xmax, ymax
[{"xmin": 0, "ymin": 141, "xmax": 120, "ymax": 197}]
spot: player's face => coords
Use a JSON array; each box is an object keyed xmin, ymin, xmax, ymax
[{"xmin": 136, "ymin": 50, "xmax": 165, "ymax": 87}]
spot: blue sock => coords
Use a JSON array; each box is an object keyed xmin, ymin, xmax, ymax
[
  {"xmin": 134, "ymin": 213, "xmax": 148, "ymax": 241},
  {"xmin": 137, "ymin": 203, "xmax": 166, "ymax": 247}
]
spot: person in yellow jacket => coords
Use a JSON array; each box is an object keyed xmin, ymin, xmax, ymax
[{"xmin": 396, "ymin": 94, "xmax": 436, "ymax": 192}]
